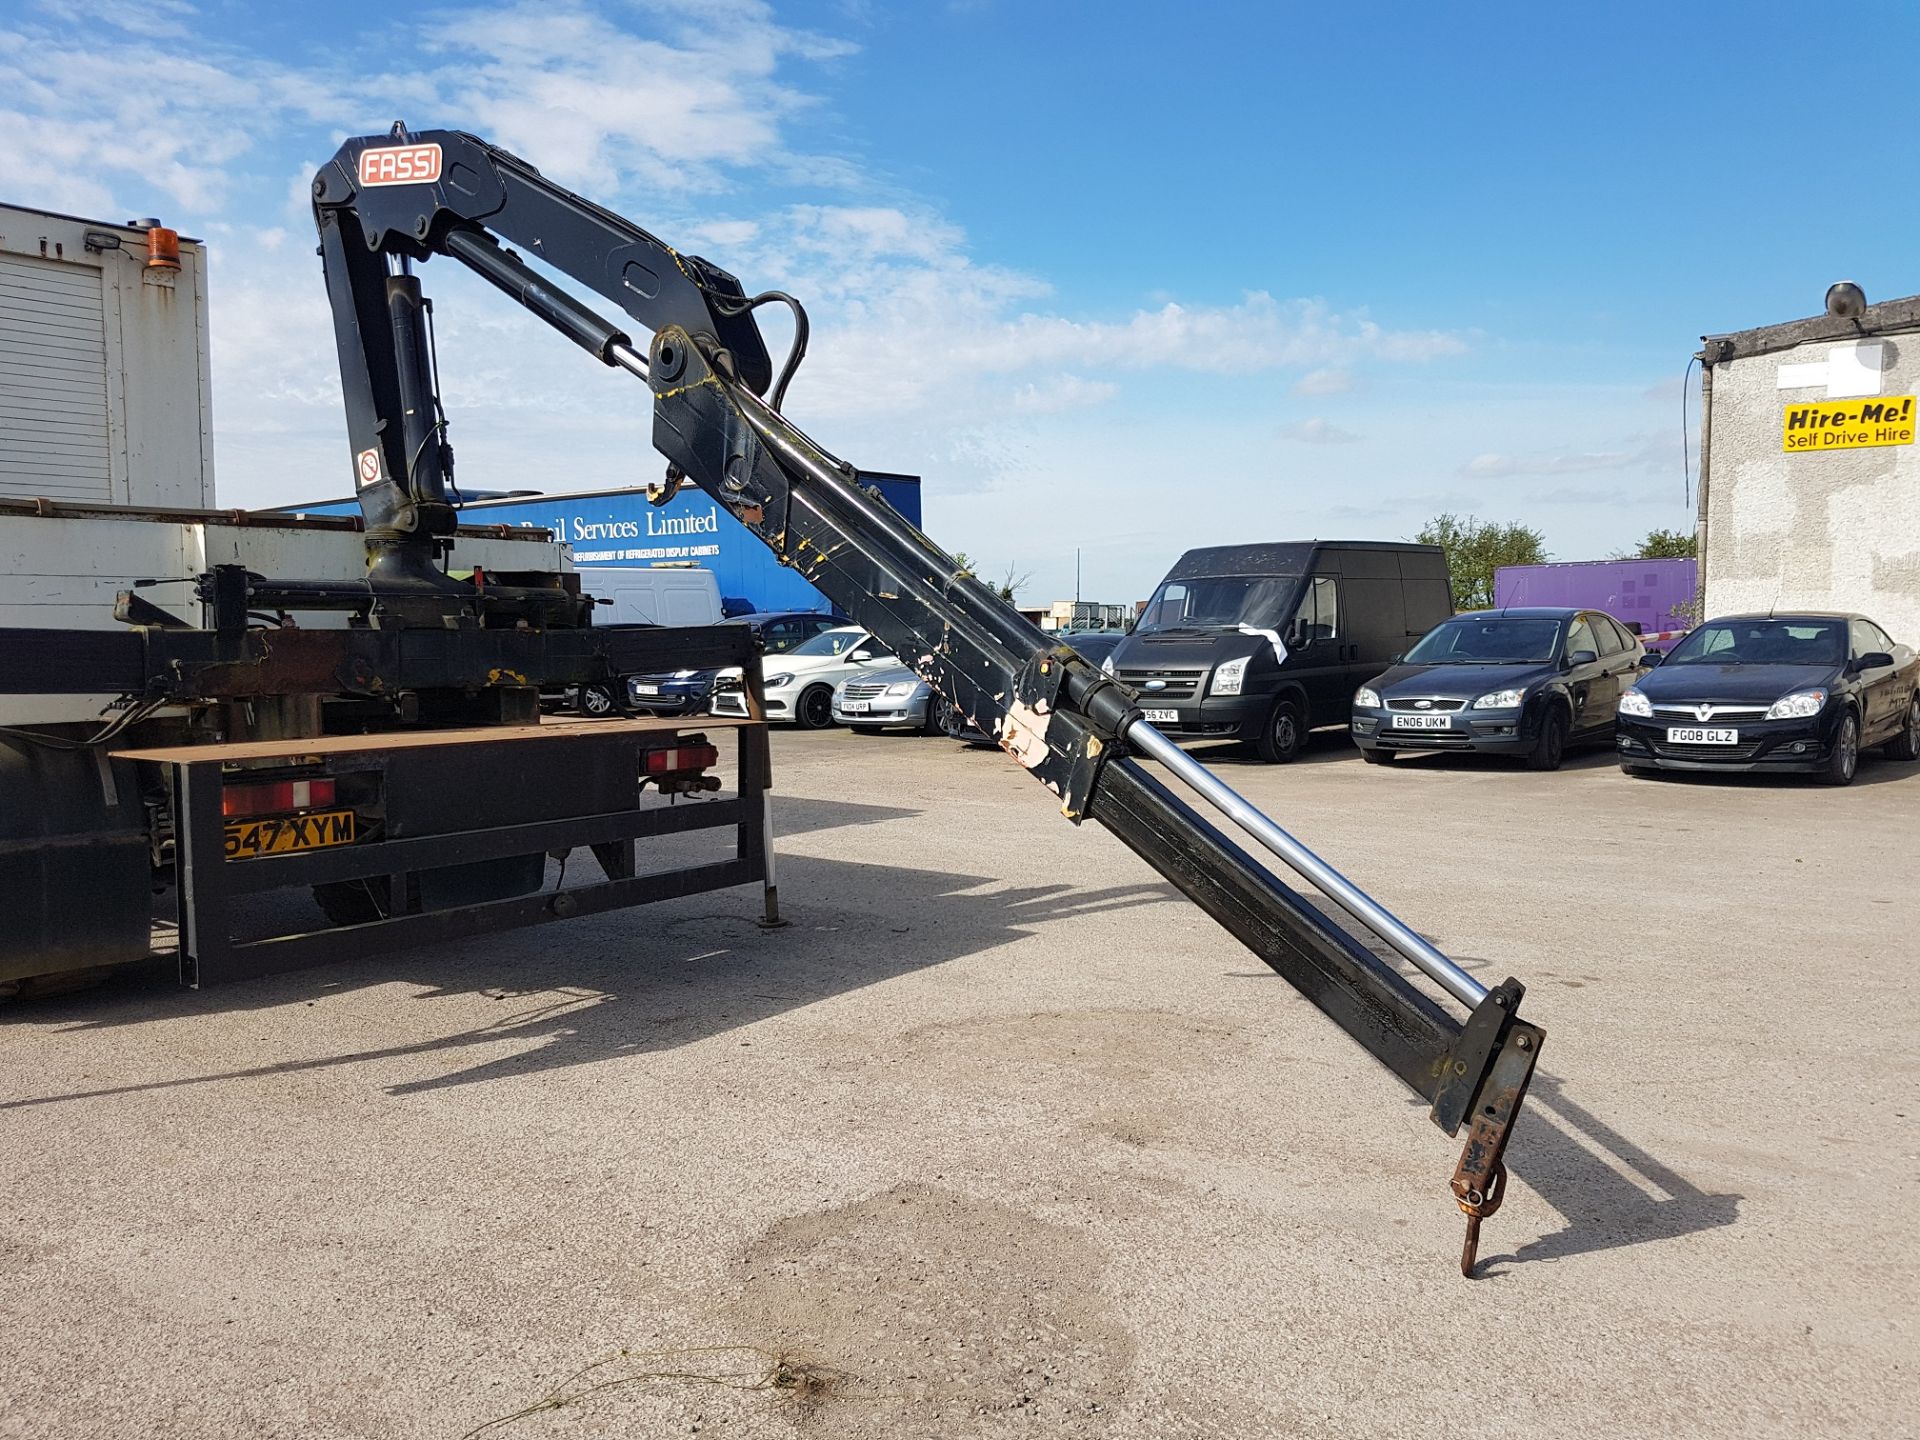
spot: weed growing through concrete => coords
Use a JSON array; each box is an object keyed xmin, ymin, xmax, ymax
[{"xmin": 460, "ymin": 1345, "xmax": 848, "ymax": 1437}]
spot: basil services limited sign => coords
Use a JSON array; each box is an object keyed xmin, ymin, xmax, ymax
[
  {"xmin": 1782, "ymin": 396, "xmax": 1916, "ymax": 453},
  {"xmin": 558, "ymin": 504, "xmax": 722, "ymax": 563}
]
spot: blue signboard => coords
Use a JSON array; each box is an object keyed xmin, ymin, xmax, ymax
[{"xmin": 281, "ymin": 473, "xmax": 921, "ymax": 616}]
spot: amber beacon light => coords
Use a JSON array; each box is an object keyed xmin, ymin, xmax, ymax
[{"xmin": 140, "ymin": 221, "xmax": 181, "ymax": 271}]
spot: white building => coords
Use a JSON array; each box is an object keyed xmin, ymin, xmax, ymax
[{"xmin": 1698, "ymin": 293, "xmax": 1920, "ymax": 640}]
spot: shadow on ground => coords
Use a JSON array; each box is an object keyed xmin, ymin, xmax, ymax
[
  {"xmin": 1625, "ymin": 758, "xmax": 1919, "ymax": 790},
  {"xmin": 1362, "ymin": 746, "xmax": 1620, "ymax": 774},
  {"xmin": 1473, "ymin": 1072, "xmax": 1742, "ymax": 1273},
  {"xmin": 1, "ymin": 791, "xmax": 1182, "ymax": 1109}
]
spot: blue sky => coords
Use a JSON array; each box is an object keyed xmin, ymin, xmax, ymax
[{"xmin": 5, "ymin": 0, "xmax": 1916, "ymax": 603}]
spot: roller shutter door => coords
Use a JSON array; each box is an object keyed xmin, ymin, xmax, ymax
[{"xmin": 0, "ymin": 250, "xmax": 111, "ymax": 501}]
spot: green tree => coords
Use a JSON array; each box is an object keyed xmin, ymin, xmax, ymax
[
  {"xmin": 1415, "ymin": 513, "xmax": 1548, "ymax": 611},
  {"xmin": 1616, "ymin": 528, "xmax": 1697, "ymax": 560}
]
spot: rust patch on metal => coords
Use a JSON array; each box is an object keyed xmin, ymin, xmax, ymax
[{"xmin": 1449, "ymin": 1020, "xmax": 1540, "ymax": 1278}]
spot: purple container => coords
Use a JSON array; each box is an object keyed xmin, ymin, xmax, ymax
[{"xmin": 1493, "ymin": 559, "xmax": 1698, "ymax": 645}]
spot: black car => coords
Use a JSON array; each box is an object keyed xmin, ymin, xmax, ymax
[
  {"xmin": 1616, "ymin": 613, "xmax": 1920, "ymax": 785},
  {"xmin": 626, "ymin": 610, "xmax": 840, "ymax": 716},
  {"xmin": 1350, "ymin": 608, "xmax": 1645, "ymax": 771}
]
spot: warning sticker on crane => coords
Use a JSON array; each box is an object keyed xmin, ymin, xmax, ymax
[
  {"xmin": 355, "ymin": 448, "xmax": 381, "ymax": 488},
  {"xmin": 1783, "ymin": 396, "xmax": 1916, "ymax": 452},
  {"xmin": 358, "ymin": 143, "xmax": 443, "ymax": 188}
]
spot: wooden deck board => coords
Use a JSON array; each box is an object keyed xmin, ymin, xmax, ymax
[{"xmin": 112, "ymin": 714, "xmax": 753, "ymax": 765}]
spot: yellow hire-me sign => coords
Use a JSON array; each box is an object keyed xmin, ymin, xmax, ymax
[{"xmin": 1782, "ymin": 396, "xmax": 1916, "ymax": 452}]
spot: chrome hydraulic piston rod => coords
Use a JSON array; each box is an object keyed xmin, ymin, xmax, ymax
[{"xmin": 1121, "ymin": 719, "xmax": 1488, "ymax": 1008}]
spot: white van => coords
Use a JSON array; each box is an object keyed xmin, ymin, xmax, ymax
[
  {"xmin": 567, "ymin": 567, "xmax": 724, "ymax": 716},
  {"xmin": 584, "ymin": 566, "xmax": 723, "ymax": 628}
]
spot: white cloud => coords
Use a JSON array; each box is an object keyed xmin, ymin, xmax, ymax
[
  {"xmin": 1293, "ymin": 367, "xmax": 1354, "ymax": 396},
  {"xmin": 0, "ymin": 0, "xmax": 1490, "ymax": 598},
  {"xmin": 683, "ymin": 218, "xmax": 763, "ymax": 249},
  {"xmin": 1278, "ymin": 417, "xmax": 1360, "ymax": 445},
  {"xmin": 1009, "ymin": 375, "xmax": 1117, "ymax": 414},
  {"xmin": 430, "ymin": 1, "xmax": 850, "ymax": 194},
  {"xmin": 1461, "ymin": 442, "xmax": 1661, "ymax": 479},
  {"xmin": 1463, "ymin": 449, "xmax": 1636, "ymax": 478},
  {"xmin": 980, "ymin": 294, "xmax": 1464, "ymax": 376},
  {"xmin": 34, "ymin": 0, "xmax": 197, "ymax": 40},
  {"xmin": 0, "ymin": 23, "xmax": 357, "ymax": 213}
]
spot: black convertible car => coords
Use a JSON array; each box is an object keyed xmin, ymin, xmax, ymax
[{"xmin": 1616, "ymin": 613, "xmax": 1920, "ymax": 785}]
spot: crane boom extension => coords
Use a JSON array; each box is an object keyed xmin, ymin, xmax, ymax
[{"xmin": 314, "ymin": 125, "xmax": 1544, "ymax": 1274}]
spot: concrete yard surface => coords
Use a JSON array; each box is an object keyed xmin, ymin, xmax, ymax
[{"xmin": 2, "ymin": 727, "xmax": 1915, "ymax": 1437}]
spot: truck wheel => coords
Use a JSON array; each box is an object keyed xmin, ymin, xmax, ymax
[
  {"xmin": 1525, "ymin": 707, "xmax": 1568, "ymax": 772},
  {"xmin": 313, "ymin": 875, "xmax": 423, "ymax": 926},
  {"xmin": 1820, "ymin": 712, "xmax": 1859, "ymax": 786},
  {"xmin": 1881, "ymin": 694, "xmax": 1920, "ymax": 761},
  {"xmin": 795, "ymin": 684, "xmax": 835, "ymax": 729},
  {"xmin": 313, "ymin": 878, "xmax": 389, "ymax": 926},
  {"xmin": 1255, "ymin": 698, "xmax": 1305, "ymax": 764}
]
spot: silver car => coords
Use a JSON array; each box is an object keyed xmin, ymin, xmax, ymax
[{"xmin": 833, "ymin": 665, "xmax": 948, "ymax": 733}]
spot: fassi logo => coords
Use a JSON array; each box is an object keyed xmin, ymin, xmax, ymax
[{"xmin": 358, "ymin": 143, "xmax": 443, "ymax": 187}]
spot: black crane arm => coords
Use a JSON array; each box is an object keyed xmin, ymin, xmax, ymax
[
  {"xmin": 310, "ymin": 126, "xmax": 1545, "ymax": 1273},
  {"xmin": 311, "ymin": 124, "xmax": 772, "ymax": 581}
]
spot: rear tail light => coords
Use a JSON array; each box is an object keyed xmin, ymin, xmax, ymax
[
  {"xmin": 222, "ymin": 777, "xmax": 337, "ymax": 818},
  {"xmin": 643, "ymin": 743, "xmax": 719, "ymax": 775}
]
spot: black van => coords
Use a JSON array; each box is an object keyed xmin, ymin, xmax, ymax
[{"xmin": 1106, "ymin": 541, "xmax": 1453, "ymax": 762}]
